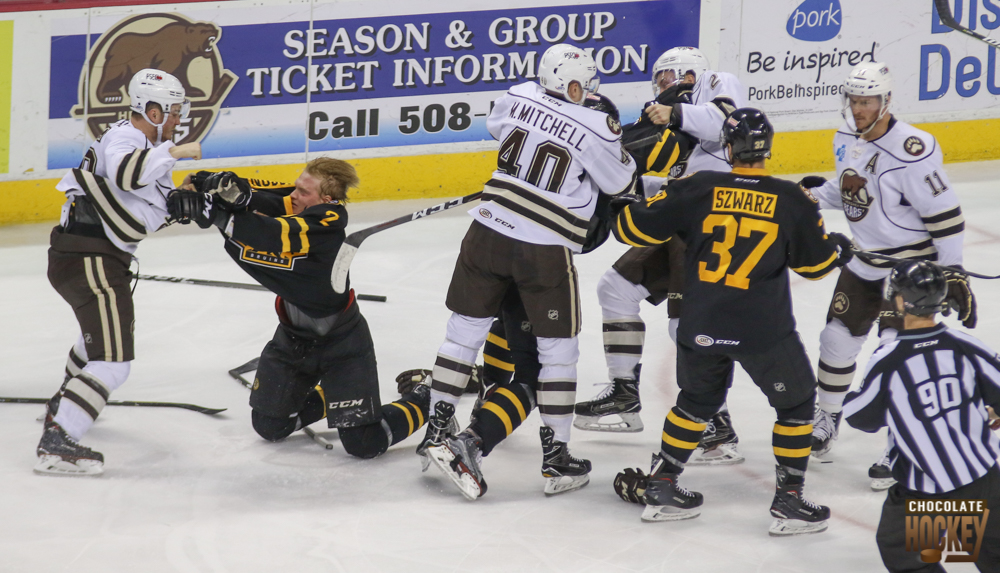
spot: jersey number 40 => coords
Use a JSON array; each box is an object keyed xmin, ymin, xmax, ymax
[{"xmin": 498, "ymin": 127, "xmax": 573, "ymax": 193}]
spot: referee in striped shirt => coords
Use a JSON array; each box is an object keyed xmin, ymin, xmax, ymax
[{"xmin": 844, "ymin": 260, "xmax": 1000, "ymax": 572}]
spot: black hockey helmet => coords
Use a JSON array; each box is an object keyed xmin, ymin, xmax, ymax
[
  {"xmin": 722, "ymin": 107, "xmax": 773, "ymax": 163},
  {"xmin": 885, "ymin": 260, "xmax": 948, "ymax": 316}
]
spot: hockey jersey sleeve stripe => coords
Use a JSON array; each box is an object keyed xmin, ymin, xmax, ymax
[
  {"xmin": 115, "ymin": 149, "xmax": 150, "ymax": 191},
  {"xmin": 791, "ymin": 252, "xmax": 838, "ymax": 280},
  {"xmin": 73, "ymin": 169, "xmax": 147, "ymax": 243},
  {"xmin": 622, "ymin": 207, "xmax": 668, "ymax": 245},
  {"xmin": 283, "ymin": 195, "xmax": 294, "ymax": 216},
  {"xmin": 921, "ymin": 207, "xmax": 965, "ymax": 239},
  {"xmin": 277, "ymin": 217, "xmax": 292, "ymax": 253},
  {"xmin": 647, "ymin": 130, "xmax": 682, "ymax": 173},
  {"xmin": 292, "ymin": 216, "xmax": 310, "ymax": 254},
  {"xmin": 482, "ymin": 179, "xmax": 590, "ymax": 245}
]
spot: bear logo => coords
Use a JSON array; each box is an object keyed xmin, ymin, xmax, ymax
[
  {"xmin": 70, "ymin": 13, "xmax": 237, "ymax": 146},
  {"xmin": 839, "ymin": 168, "xmax": 873, "ymax": 222}
]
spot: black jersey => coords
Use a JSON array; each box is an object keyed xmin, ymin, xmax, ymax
[
  {"xmin": 223, "ymin": 189, "xmax": 351, "ymax": 318},
  {"xmin": 613, "ymin": 167, "xmax": 839, "ymax": 353},
  {"xmin": 622, "ymin": 83, "xmax": 697, "ymax": 178},
  {"xmin": 844, "ymin": 324, "xmax": 1000, "ymax": 494}
]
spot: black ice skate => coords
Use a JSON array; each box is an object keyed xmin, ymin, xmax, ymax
[
  {"xmin": 573, "ymin": 365, "xmax": 642, "ymax": 433},
  {"xmin": 427, "ymin": 429, "xmax": 487, "ymax": 500},
  {"xmin": 810, "ymin": 407, "xmax": 842, "ymax": 457},
  {"xmin": 769, "ymin": 465, "xmax": 830, "ymax": 536},
  {"xmin": 641, "ymin": 453, "xmax": 703, "ymax": 522},
  {"xmin": 540, "ymin": 426, "xmax": 591, "ymax": 495},
  {"xmin": 869, "ymin": 446, "xmax": 896, "ymax": 492},
  {"xmin": 468, "ymin": 365, "xmax": 496, "ymax": 425},
  {"xmin": 34, "ymin": 421, "xmax": 104, "ymax": 476},
  {"xmin": 689, "ymin": 410, "xmax": 744, "ymax": 466},
  {"xmin": 416, "ymin": 400, "xmax": 458, "ymax": 472}
]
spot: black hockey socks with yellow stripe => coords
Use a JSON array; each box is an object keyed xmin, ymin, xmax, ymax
[
  {"xmin": 773, "ymin": 400, "xmax": 815, "ymax": 473},
  {"xmin": 469, "ymin": 381, "xmax": 536, "ymax": 456},
  {"xmin": 658, "ymin": 407, "xmax": 709, "ymax": 473},
  {"xmin": 483, "ymin": 320, "xmax": 515, "ymax": 388}
]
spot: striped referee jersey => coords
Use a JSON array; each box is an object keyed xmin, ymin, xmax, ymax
[{"xmin": 844, "ymin": 323, "xmax": 1000, "ymax": 494}]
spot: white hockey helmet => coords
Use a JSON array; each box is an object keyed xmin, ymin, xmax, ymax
[
  {"xmin": 538, "ymin": 44, "xmax": 599, "ymax": 104},
  {"xmin": 842, "ymin": 61, "xmax": 892, "ymax": 135},
  {"xmin": 128, "ymin": 69, "xmax": 190, "ymax": 142},
  {"xmin": 652, "ymin": 47, "xmax": 709, "ymax": 97}
]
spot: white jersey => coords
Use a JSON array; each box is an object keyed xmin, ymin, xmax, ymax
[
  {"xmin": 475, "ymin": 82, "xmax": 637, "ymax": 251},
  {"xmin": 55, "ymin": 119, "xmax": 179, "ymax": 254},
  {"xmin": 810, "ymin": 118, "xmax": 964, "ymax": 281},
  {"xmin": 677, "ymin": 69, "xmax": 745, "ymax": 173}
]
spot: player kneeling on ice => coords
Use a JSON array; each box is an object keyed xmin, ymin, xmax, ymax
[
  {"xmin": 610, "ymin": 108, "xmax": 851, "ymax": 535},
  {"xmin": 416, "ymin": 42, "xmax": 638, "ymax": 500},
  {"xmin": 843, "ymin": 260, "xmax": 1000, "ymax": 571},
  {"xmin": 167, "ymin": 159, "xmax": 432, "ymax": 458},
  {"xmin": 36, "ymin": 69, "xmax": 201, "ymax": 477}
]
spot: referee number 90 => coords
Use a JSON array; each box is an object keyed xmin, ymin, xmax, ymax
[{"xmin": 917, "ymin": 376, "xmax": 963, "ymax": 418}]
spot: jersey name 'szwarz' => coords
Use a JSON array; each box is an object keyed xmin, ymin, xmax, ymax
[
  {"xmin": 223, "ymin": 187, "xmax": 351, "ymax": 317},
  {"xmin": 614, "ymin": 168, "xmax": 839, "ymax": 353}
]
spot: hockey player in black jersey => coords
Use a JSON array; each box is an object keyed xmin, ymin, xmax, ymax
[
  {"xmin": 612, "ymin": 108, "xmax": 851, "ymax": 535},
  {"xmin": 167, "ymin": 158, "xmax": 431, "ymax": 459},
  {"xmin": 843, "ymin": 260, "xmax": 1000, "ymax": 571}
]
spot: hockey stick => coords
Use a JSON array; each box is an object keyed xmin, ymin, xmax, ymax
[
  {"xmin": 934, "ymin": 0, "xmax": 1000, "ymax": 50},
  {"xmin": 850, "ymin": 248, "xmax": 1000, "ymax": 279},
  {"xmin": 0, "ymin": 396, "xmax": 226, "ymax": 416},
  {"xmin": 331, "ymin": 191, "xmax": 483, "ymax": 293},
  {"xmin": 227, "ymin": 358, "xmax": 335, "ymax": 449},
  {"xmin": 136, "ymin": 274, "xmax": 388, "ymax": 302}
]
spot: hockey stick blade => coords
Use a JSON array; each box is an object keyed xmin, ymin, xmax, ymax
[
  {"xmin": 228, "ymin": 357, "xmax": 259, "ymax": 389},
  {"xmin": 850, "ymin": 248, "xmax": 1000, "ymax": 279},
  {"xmin": 0, "ymin": 396, "xmax": 226, "ymax": 415},
  {"xmin": 303, "ymin": 426, "xmax": 336, "ymax": 449},
  {"xmin": 330, "ymin": 191, "xmax": 483, "ymax": 293},
  {"xmin": 137, "ymin": 273, "xmax": 386, "ymax": 302},
  {"xmin": 934, "ymin": 0, "xmax": 1000, "ymax": 49}
]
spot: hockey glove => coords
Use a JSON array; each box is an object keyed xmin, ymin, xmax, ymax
[
  {"xmin": 799, "ymin": 176, "xmax": 827, "ymax": 189},
  {"xmin": 189, "ymin": 170, "xmax": 215, "ymax": 193},
  {"xmin": 827, "ymin": 232, "xmax": 855, "ymax": 267},
  {"xmin": 609, "ymin": 193, "xmax": 642, "ymax": 217},
  {"xmin": 395, "ymin": 369, "xmax": 432, "ymax": 395},
  {"xmin": 204, "ymin": 171, "xmax": 252, "ymax": 212},
  {"xmin": 167, "ymin": 189, "xmax": 205, "ymax": 225},
  {"xmin": 943, "ymin": 269, "xmax": 977, "ymax": 328},
  {"xmin": 614, "ymin": 467, "xmax": 649, "ymax": 504}
]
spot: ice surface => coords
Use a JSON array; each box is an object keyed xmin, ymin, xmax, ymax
[{"xmin": 2, "ymin": 162, "xmax": 998, "ymax": 572}]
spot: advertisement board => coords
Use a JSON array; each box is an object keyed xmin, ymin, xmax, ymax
[
  {"xmin": 47, "ymin": 0, "xmax": 699, "ymax": 169},
  {"xmin": 721, "ymin": 0, "xmax": 1000, "ymax": 129}
]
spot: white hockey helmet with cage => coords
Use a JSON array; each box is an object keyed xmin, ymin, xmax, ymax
[
  {"xmin": 538, "ymin": 44, "xmax": 599, "ymax": 105},
  {"xmin": 652, "ymin": 47, "xmax": 709, "ymax": 97},
  {"xmin": 128, "ymin": 69, "xmax": 190, "ymax": 142},
  {"xmin": 842, "ymin": 61, "xmax": 892, "ymax": 135}
]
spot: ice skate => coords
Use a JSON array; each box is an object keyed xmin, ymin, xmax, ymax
[
  {"xmin": 540, "ymin": 426, "xmax": 591, "ymax": 495},
  {"xmin": 573, "ymin": 365, "xmax": 642, "ymax": 433},
  {"xmin": 810, "ymin": 407, "xmax": 841, "ymax": 457},
  {"xmin": 468, "ymin": 365, "xmax": 496, "ymax": 425},
  {"xmin": 689, "ymin": 411, "xmax": 744, "ymax": 465},
  {"xmin": 769, "ymin": 465, "xmax": 830, "ymax": 536},
  {"xmin": 869, "ymin": 445, "xmax": 896, "ymax": 491},
  {"xmin": 641, "ymin": 453, "xmax": 703, "ymax": 522},
  {"xmin": 427, "ymin": 429, "xmax": 487, "ymax": 500},
  {"xmin": 416, "ymin": 400, "xmax": 458, "ymax": 472},
  {"xmin": 34, "ymin": 421, "xmax": 104, "ymax": 477}
]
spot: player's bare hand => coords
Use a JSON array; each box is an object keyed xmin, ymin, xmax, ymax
[
  {"xmin": 170, "ymin": 142, "xmax": 202, "ymax": 160},
  {"xmin": 988, "ymin": 406, "xmax": 999, "ymax": 430},
  {"xmin": 645, "ymin": 103, "xmax": 673, "ymax": 125}
]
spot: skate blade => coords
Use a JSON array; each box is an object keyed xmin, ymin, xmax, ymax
[
  {"xmin": 641, "ymin": 504, "xmax": 700, "ymax": 522},
  {"xmin": 543, "ymin": 474, "xmax": 589, "ymax": 496},
  {"xmin": 427, "ymin": 445, "xmax": 483, "ymax": 501},
  {"xmin": 688, "ymin": 444, "xmax": 745, "ymax": 466},
  {"xmin": 870, "ymin": 477, "xmax": 896, "ymax": 491},
  {"xmin": 33, "ymin": 455, "xmax": 103, "ymax": 477},
  {"xmin": 768, "ymin": 518, "xmax": 829, "ymax": 536},
  {"xmin": 572, "ymin": 413, "xmax": 643, "ymax": 433}
]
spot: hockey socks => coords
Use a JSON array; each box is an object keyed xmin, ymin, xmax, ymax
[
  {"xmin": 384, "ymin": 396, "xmax": 428, "ymax": 445},
  {"xmin": 469, "ymin": 382, "xmax": 535, "ymax": 456},
  {"xmin": 772, "ymin": 420, "xmax": 813, "ymax": 473},
  {"xmin": 816, "ymin": 359, "xmax": 856, "ymax": 413},
  {"xmin": 483, "ymin": 325, "xmax": 515, "ymax": 387},
  {"xmin": 659, "ymin": 407, "xmax": 708, "ymax": 469}
]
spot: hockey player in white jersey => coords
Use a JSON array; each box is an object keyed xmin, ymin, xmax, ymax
[
  {"xmin": 574, "ymin": 47, "xmax": 746, "ymax": 465},
  {"xmin": 36, "ymin": 69, "xmax": 201, "ymax": 476},
  {"xmin": 422, "ymin": 43, "xmax": 637, "ymax": 499},
  {"xmin": 800, "ymin": 62, "xmax": 973, "ymax": 488}
]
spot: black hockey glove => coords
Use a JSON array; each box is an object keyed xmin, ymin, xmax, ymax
[
  {"xmin": 799, "ymin": 175, "xmax": 827, "ymax": 189},
  {"xmin": 189, "ymin": 170, "xmax": 215, "ymax": 193},
  {"xmin": 167, "ymin": 189, "xmax": 206, "ymax": 226},
  {"xmin": 395, "ymin": 369, "xmax": 431, "ymax": 396},
  {"xmin": 583, "ymin": 93, "xmax": 620, "ymax": 122},
  {"xmin": 614, "ymin": 467, "xmax": 649, "ymax": 504},
  {"xmin": 610, "ymin": 193, "xmax": 642, "ymax": 217},
  {"xmin": 943, "ymin": 268, "xmax": 977, "ymax": 328},
  {"xmin": 204, "ymin": 171, "xmax": 252, "ymax": 212},
  {"xmin": 826, "ymin": 232, "xmax": 854, "ymax": 267}
]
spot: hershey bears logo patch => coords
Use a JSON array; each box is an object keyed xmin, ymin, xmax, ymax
[
  {"xmin": 607, "ymin": 115, "xmax": 622, "ymax": 135},
  {"xmin": 832, "ymin": 292, "xmax": 850, "ymax": 314},
  {"xmin": 839, "ymin": 168, "xmax": 873, "ymax": 222},
  {"xmin": 904, "ymin": 136, "xmax": 926, "ymax": 156}
]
